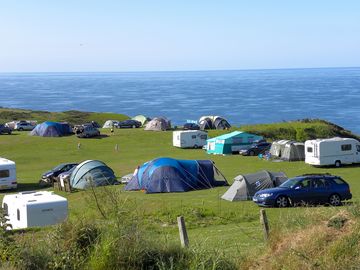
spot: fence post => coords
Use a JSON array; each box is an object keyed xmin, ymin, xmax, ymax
[
  {"xmin": 177, "ymin": 216, "xmax": 189, "ymax": 248},
  {"xmin": 260, "ymin": 209, "xmax": 270, "ymax": 241},
  {"xmin": 115, "ymin": 144, "xmax": 119, "ymax": 152}
]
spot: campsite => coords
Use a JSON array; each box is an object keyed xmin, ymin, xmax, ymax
[{"xmin": 1, "ymin": 109, "xmax": 360, "ymax": 268}]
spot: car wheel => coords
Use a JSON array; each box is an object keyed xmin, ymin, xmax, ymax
[
  {"xmin": 275, "ymin": 196, "xmax": 289, "ymax": 208},
  {"xmin": 249, "ymin": 150, "xmax": 255, "ymax": 156},
  {"xmin": 335, "ymin": 160, "xmax": 341, "ymax": 167},
  {"xmin": 8, "ymin": 131, "xmax": 11, "ymax": 135},
  {"xmin": 132, "ymin": 125, "xmax": 136, "ymax": 128},
  {"xmin": 329, "ymin": 194, "xmax": 341, "ymax": 206},
  {"xmin": 19, "ymin": 128, "xmax": 23, "ymax": 131}
]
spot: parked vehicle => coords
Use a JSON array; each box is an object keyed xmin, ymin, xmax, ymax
[
  {"xmin": 183, "ymin": 123, "xmax": 200, "ymax": 130},
  {"xmin": 253, "ymin": 174, "xmax": 352, "ymax": 207},
  {"xmin": 173, "ymin": 130, "xmax": 208, "ymax": 149},
  {"xmin": 239, "ymin": 142, "xmax": 271, "ymax": 156},
  {"xmin": 305, "ymin": 137, "xmax": 360, "ymax": 167},
  {"xmin": 115, "ymin": 120, "xmax": 141, "ymax": 129},
  {"xmin": 75, "ymin": 124, "xmax": 100, "ymax": 138},
  {"xmin": 40, "ymin": 163, "xmax": 78, "ymax": 185},
  {"xmin": 14, "ymin": 121, "xmax": 35, "ymax": 131},
  {"xmin": 0, "ymin": 124, "xmax": 12, "ymax": 135},
  {"xmin": 0, "ymin": 158, "xmax": 17, "ymax": 190},
  {"xmin": 2, "ymin": 191, "xmax": 68, "ymax": 229}
]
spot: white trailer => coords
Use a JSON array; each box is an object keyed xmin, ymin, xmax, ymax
[
  {"xmin": 173, "ymin": 130, "xmax": 208, "ymax": 149},
  {"xmin": 305, "ymin": 137, "xmax": 360, "ymax": 167},
  {"xmin": 2, "ymin": 191, "xmax": 68, "ymax": 230},
  {"xmin": 0, "ymin": 158, "xmax": 17, "ymax": 190}
]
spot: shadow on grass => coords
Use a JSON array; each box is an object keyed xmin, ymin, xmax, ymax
[{"xmin": 77, "ymin": 134, "xmax": 109, "ymax": 140}]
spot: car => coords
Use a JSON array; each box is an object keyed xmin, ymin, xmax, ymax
[
  {"xmin": 0, "ymin": 124, "xmax": 12, "ymax": 135},
  {"xmin": 40, "ymin": 163, "xmax": 78, "ymax": 185},
  {"xmin": 14, "ymin": 121, "xmax": 35, "ymax": 131},
  {"xmin": 114, "ymin": 120, "xmax": 141, "ymax": 129},
  {"xmin": 183, "ymin": 123, "xmax": 200, "ymax": 130},
  {"xmin": 253, "ymin": 174, "xmax": 352, "ymax": 207},
  {"xmin": 74, "ymin": 124, "xmax": 100, "ymax": 138},
  {"xmin": 240, "ymin": 142, "xmax": 271, "ymax": 156}
]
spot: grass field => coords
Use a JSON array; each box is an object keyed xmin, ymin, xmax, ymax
[{"xmin": 1, "ymin": 125, "xmax": 360, "ymax": 261}]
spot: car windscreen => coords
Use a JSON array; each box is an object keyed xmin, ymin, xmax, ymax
[{"xmin": 279, "ymin": 177, "xmax": 301, "ymax": 188}]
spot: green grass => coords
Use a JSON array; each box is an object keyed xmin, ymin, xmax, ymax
[{"xmin": 1, "ymin": 112, "xmax": 360, "ymax": 268}]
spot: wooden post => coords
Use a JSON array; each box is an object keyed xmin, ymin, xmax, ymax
[
  {"xmin": 177, "ymin": 216, "xmax": 189, "ymax": 248},
  {"xmin": 260, "ymin": 209, "xmax": 270, "ymax": 241},
  {"xmin": 115, "ymin": 144, "xmax": 119, "ymax": 152},
  {"xmin": 77, "ymin": 142, "xmax": 81, "ymax": 150}
]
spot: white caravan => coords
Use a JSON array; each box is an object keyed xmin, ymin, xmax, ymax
[
  {"xmin": 173, "ymin": 130, "xmax": 208, "ymax": 149},
  {"xmin": 2, "ymin": 191, "xmax": 68, "ymax": 230},
  {"xmin": 305, "ymin": 137, "xmax": 360, "ymax": 167},
  {"xmin": 0, "ymin": 158, "xmax": 17, "ymax": 190}
]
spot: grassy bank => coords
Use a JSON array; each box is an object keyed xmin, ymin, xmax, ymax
[{"xmin": 0, "ymin": 109, "xmax": 360, "ymax": 269}]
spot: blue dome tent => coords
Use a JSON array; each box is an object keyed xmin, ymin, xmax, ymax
[
  {"xmin": 70, "ymin": 160, "xmax": 117, "ymax": 189},
  {"xmin": 124, "ymin": 157, "xmax": 228, "ymax": 193},
  {"xmin": 30, "ymin": 121, "xmax": 72, "ymax": 137}
]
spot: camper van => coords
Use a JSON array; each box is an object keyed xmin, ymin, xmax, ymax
[
  {"xmin": 0, "ymin": 158, "xmax": 17, "ymax": 190},
  {"xmin": 305, "ymin": 137, "xmax": 360, "ymax": 167},
  {"xmin": 2, "ymin": 191, "xmax": 68, "ymax": 230},
  {"xmin": 173, "ymin": 130, "xmax": 208, "ymax": 149}
]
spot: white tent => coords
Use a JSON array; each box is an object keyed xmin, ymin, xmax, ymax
[{"xmin": 102, "ymin": 120, "xmax": 118, "ymax": 128}]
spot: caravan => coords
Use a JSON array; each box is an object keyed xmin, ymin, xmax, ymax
[
  {"xmin": 173, "ymin": 130, "xmax": 208, "ymax": 148},
  {"xmin": 0, "ymin": 158, "xmax": 17, "ymax": 190},
  {"xmin": 2, "ymin": 191, "xmax": 68, "ymax": 229},
  {"xmin": 305, "ymin": 137, "xmax": 360, "ymax": 167}
]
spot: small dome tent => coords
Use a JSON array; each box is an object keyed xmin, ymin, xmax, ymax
[
  {"xmin": 144, "ymin": 117, "xmax": 171, "ymax": 131},
  {"xmin": 102, "ymin": 120, "xmax": 119, "ymax": 128},
  {"xmin": 30, "ymin": 121, "xmax": 72, "ymax": 137},
  {"xmin": 131, "ymin": 115, "xmax": 151, "ymax": 126},
  {"xmin": 70, "ymin": 160, "xmax": 117, "ymax": 189},
  {"xmin": 124, "ymin": 157, "xmax": 228, "ymax": 193},
  {"xmin": 199, "ymin": 117, "xmax": 213, "ymax": 130},
  {"xmin": 213, "ymin": 116, "xmax": 231, "ymax": 130},
  {"xmin": 221, "ymin": 170, "xmax": 288, "ymax": 201}
]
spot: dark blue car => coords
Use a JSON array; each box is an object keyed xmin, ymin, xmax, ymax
[{"xmin": 253, "ymin": 174, "xmax": 352, "ymax": 207}]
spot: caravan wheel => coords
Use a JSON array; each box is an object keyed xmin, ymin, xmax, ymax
[
  {"xmin": 335, "ymin": 160, "xmax": 341, "ymax": 168},
  {"xmin": 194, "ymin": 144, "xmax": 199, "ymax": 149}
]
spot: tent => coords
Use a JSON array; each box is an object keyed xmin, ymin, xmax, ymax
[
  {"xmin": 70, "ymin": 160, "xmax": 117, "ymax": 189},
  {"xmin": 206, "ymin": 131, "xmax": 263, "ymax": 155},
  {"xmin": 270, "ymin": 140, "xmax": 305, "ymax": 161},
  {"xmin": 132, "ymin": 115, "xmax": 150, "ymax": 126},
  {"xmin": 199, "ymin": 116, "xmax": 231, "ymax": 130},
  {"xmin": 282, "ymin": 142, "xmax": 305, "ymax": 161},
  {"xmin": 102, "ymin": 120, "xmax": 119, "ymax": 128},
  {"xmin": 30, "ymin": 121, "xmax": 72, "ymax": 137},
  {"xmin": 221, "ymin": 170, "xmax": 288, "ymax": 201},
  {"xmin": 144, "ymin": 117, "xmax": 171, "ymax": 131},
  {"xmin": 124, "ymin": 157, "xmax": 228, "ymax": 193}
]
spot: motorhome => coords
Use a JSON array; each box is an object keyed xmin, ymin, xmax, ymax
[
  {"xmin": 0, "ymin": 158, "xmax": 17, "ymax": 190},
  {"xmin": 173, "ymin": 130, "xmax": 208, "ymax": 149},
  {"xmin": 2, "ymin": 191, "xmax": 68, "ymax": 230},
  {"xmin": 305, "ymin": 137, "xmax": 360, "ymax": 167}
]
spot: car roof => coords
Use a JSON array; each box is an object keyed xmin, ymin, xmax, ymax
[{"xmin": 295, "ymin": 174, "xmax": 339, "ymax": 179}]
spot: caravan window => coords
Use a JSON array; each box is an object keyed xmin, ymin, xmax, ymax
[
  {"xmin": 307, "ymin": 147, "xmax": 313, "ymax": 153},
  {"xmin": 0, "ymin": 170, "xmax": 9, "ymax": 178},
  {"xmin": 341, "ymin": 144, "xmax": 352, "ymax": 151},
  {"xmin": 357, "ymin": 145, "xmax": 360, "ymax": 152},
  {"xmin": 191, "ymin": 135, "xmax": 196, "ymax": 139},
  {"xmin": 200, "ymin": 135, "xmax": 207, "ymax": 140},
  {"xmin": 3, "ymin": 203, "xmax": 8, "ymax": 215}
]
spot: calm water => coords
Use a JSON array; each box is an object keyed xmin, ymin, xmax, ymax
[{"xmin": 0, "ymin": 68, "xmax": 359, "ymax": 133}]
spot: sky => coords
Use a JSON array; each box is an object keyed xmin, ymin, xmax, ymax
[{"xmin": 0, "ymin": 0, "xmax": 359, "ymax": 72}]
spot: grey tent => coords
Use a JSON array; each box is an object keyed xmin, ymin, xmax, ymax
[
  {"xmin": 144, "ymin": 117, "xmax": 171, "ymax": 131},
  {"xmin": 102, "ymin": 120, "xmax": 119, "ymax": 128},
  {"xmin": 70, "ymin": 160, "xmax": 117, "ymax": 189},
  {"xmin": 282, "ymin": 142, "xmax": 305, "ymax": 161},
  {"xmin": 221, "ymin": 170, "xmax": 288, "ymax": 201},
  {"xmin": 269, "ymin": 140, "xmax": 292, "ymax": 157},
  {"xmin": 198, "ymin": 116, "xmax": 231, "ymax": 130}
]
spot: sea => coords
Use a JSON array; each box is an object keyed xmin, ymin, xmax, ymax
[{"xmin": 0, "ymin": 67, "xmax": 359, "ymax": 133}]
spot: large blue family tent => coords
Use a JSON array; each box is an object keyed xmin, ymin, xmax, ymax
[
  {"xmin": 30, "ymin": 121, "xmax": 72, "ymax": 137},
  {"xmin": 70, "ymin": 160, "xmax": 117, "ymax": 189},
  {"xmin": 124, "ymin": 157, "xmax": 228, "ymax": 193}
]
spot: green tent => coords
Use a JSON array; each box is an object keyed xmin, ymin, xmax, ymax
[
  {"xmin": 131, "ymin": 115, "xmax": 150, "ymax": 126},
  {"xmin": 206, "ymin": 131, "xmax": 263, "ymax": 155}
]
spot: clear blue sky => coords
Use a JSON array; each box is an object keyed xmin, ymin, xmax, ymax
[{"xmin": 1, "ymin": 0, "xmax": 359, "ymax": 72}]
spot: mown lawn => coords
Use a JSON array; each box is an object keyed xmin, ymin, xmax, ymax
[{"xmin": 1, "ymin": 128, "xmax": 360, "ymax": 256}]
